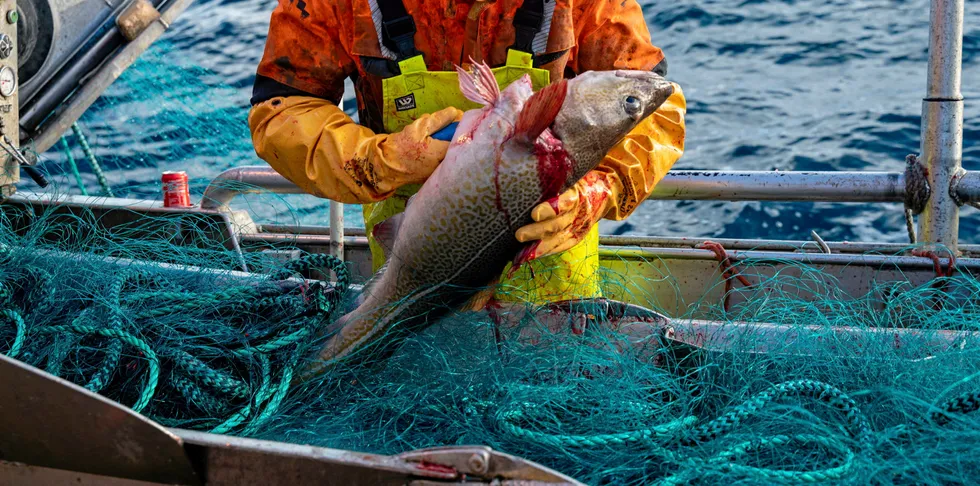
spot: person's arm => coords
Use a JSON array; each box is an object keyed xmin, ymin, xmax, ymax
[
  {"xmin": 248, "ymin": 0, "xmax": 460, "ymax": 204},
  {"xmin": 515, "ymin": 0, "xmax": 686, "ymax": 255}
]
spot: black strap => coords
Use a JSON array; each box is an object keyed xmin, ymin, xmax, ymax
[
  {"xmin": 511, "ymin": 0, "xmax": 545, "ymax": 54},
  {"xmin": 377, "ymin": 0, "xmax": 418, "ymax": 59},
  {"xmin": 376, "ymin": 0, "xmax": 545, "ymax": 60}
]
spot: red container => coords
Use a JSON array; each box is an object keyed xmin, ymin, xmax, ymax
[{"xmin": 161, "ymin": 171, "xmax": 191, "ymax": 207}]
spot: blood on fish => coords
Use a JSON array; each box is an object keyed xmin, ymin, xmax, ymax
[
  {"xmin": 534, "ymin": 133, "xmax": 573, "ymax": 200},
  {"xmin": 493, "ymin": 156, "xmax": 511, "ymax": 224}
]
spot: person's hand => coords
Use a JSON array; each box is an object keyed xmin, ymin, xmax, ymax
[
  {"xmin": 378, "ymin": 107, "xmax": 464, "ymax": 184},
  {"xmin": 513, "ymin": 171, "xmax": 616, "ymax": 264}
]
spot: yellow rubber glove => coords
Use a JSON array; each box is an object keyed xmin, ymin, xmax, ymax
[
  {"xmin": 249, "ymin": 96, "xmax": 463, "ymax": 204},
  {"xmin": 514, "ymin": 171, "xmax": 617, "ymax": 261}
]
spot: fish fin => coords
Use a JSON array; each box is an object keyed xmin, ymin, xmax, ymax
[
  {"xmin": 456, "ymin": 59, "xmax": 499, "ymax": 107},
  {"xmin": 513, "ymin": 80, "xmax": 568, "ymax": 145},
  {"xmin": 372, "ymin": 213, "xmax": 405, "ymax": 258},
  {"xmin": 354, "ymin": 262, "xmax": 386, "ymax": 308},
  {"xmin": 463, "ymin": 278, "xmax": 499, "ymax": 312}
]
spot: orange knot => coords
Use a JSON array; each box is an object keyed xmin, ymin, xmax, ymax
[
  {"xmin": 911, "ymin": 248, "xmax": 956, "ymax": 311},
  {"xmin": 700, "ymin": 240, "xmax": 754, "ymax": 312},
  {"xmin": 911, "ymin": 249, "xmax": 956, "ymax": 278}
]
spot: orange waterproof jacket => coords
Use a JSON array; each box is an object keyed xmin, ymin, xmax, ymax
[{"xmin": 249, "ymin": 0, "xmax": 686, "ymax": 220}]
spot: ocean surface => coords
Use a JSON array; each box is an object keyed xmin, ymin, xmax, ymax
[{"xmin": 30, "ymin": 0, "xmax": 980, "ymax": 244}]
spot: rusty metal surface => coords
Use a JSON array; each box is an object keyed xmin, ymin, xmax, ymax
[
  {"xmin": 0, "ymin": 461, "xmax": 165, "ymax": 486},
  {"xmin": 173, "ymin": 430, "xmax": 584, "ymax": 485},
  {"xmin": 174, "ymin": 429, "xmax": 430, "ymax": 485},
  {"xmin": 0, "ymin": 354, "xmax": 201, "ymax": 485},
  {"xmin": 397, "ymin": 446, "xmax": 584, "ymax": 485}
]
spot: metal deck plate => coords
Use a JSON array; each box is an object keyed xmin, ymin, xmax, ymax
[{"xmin": 0, "ymin": 354, "xmax": 202, "ymax": 485}]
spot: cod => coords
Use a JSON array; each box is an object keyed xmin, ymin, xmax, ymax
[{"xmin": 305, "ymin": 61, "xmax": 676, "ymax": 376}]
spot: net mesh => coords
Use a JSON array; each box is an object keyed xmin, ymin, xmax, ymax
[
  {"xmin": 1, "ymin": 201, "xmax": 980, "ymax": 485},
  {"xmin": 5, "ymin": 31, "xmax": 980, "ymax": 486}
]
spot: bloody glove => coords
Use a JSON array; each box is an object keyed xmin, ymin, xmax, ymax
[{"xmin": 514, "ymin": 171, "xmax": 617, "ymax": 261}]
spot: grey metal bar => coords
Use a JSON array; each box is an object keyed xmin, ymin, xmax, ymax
[
  {"xmin": 609, "ymin": 246, "xmax": 979, "ymax": 270},
  {"xmin": 952, "ymin": 169, "xmax": 980, "ymax": 204},
  {"xmin": 208, "ymin": 166, "xmax": 911, "ymax": 204},
  {"xmin": 648, "ymin": 170, "xmax": 905, "ymax": 202},
  {"xmin": 330, "ymin": 201, "xmax": 344, "ymax": 261},
  {"xmin": 200, "ymin": 166, "xmax": 306, "ymax": 211},
  {"xmin": 918, "ymin": 0, "xmax": 965, "ymax": 248}
]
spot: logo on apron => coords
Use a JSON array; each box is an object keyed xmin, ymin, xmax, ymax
[{"xmin": 394, "ymin": 94, "xmax": 416, "ymax": 111}]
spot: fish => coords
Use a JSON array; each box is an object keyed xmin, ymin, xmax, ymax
[{"xmin": 303, "ymin": 61, "xmax": 676, "ymax": 376}]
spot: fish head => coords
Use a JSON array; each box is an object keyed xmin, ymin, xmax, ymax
[{"xmin": 552, "ymin": 70, "xmax": 675, "ymax": 180}]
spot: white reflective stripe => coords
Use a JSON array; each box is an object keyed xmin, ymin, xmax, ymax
[
  {"xmin": 531, "ymin": 0, "xmax": 556, "ymax": 54},
  {"xmin": 368, "ymin": 0, "xmax": 397, "ymax": 60}
]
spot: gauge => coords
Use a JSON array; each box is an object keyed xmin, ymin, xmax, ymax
[{"xmin": 0, "ymin": 66, "xmax": 15, "ymax": 97}]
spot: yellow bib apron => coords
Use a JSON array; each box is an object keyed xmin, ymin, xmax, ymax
[{"xmin": 363, "ymin": 49, "xmax": 601, "ymax": 306}]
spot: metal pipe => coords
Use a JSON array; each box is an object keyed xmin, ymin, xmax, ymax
[
  {"xmin": 199, "ymin": 166, "xmax": 306, "ymax": 211},
  {"xmin": 208, "ymin": 166, "xmax": 911, "ymax": 205},
  {"xmin": 241, "ymin": 231, "xmax": 980, "ymax": 258},
  {"xmin": 604, "ymin": 246, "xmax": 980, "ymax": 270},
  {"xmin": 330, "ymin": 201, "xmax": 344, "ymax": 261},
  {"xmin": 240, "ymin": 231, "xmax": 980, "ymax": 270},
  {"xmin": 952, "ymin": 170, "xmax": 980, "ymax": 203},
  {"xmin": 648, "ymin": 170, "xmax": 905, "ymax": 202},
  {"xmin": 917, "ymin": 0, "xmax": 964, "ymax": 249}
]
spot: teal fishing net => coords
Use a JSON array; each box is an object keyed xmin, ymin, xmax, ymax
[
  {"xmin": 2, "ymin": 201, "xmax": 980, "ymax": 485},
  {"xmin": 30, "ymin": 38, "xmax": 364, "ymax": 228}
]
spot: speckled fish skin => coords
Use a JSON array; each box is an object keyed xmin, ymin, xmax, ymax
[{"xmin": 309, "ymin": 65, "xmax": 675, "ymax": 373}]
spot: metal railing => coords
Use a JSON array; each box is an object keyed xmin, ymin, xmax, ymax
[{"xmin": 200, "ymin": 0, "xmax": 968, "ymax": 261}]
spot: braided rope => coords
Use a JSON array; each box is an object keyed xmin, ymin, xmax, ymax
[
  {"xmin": 1, "ymin": 308, "xmax": 25, "ymax": 357},
  {"xmin": 39, "ymin": 324, "xmax": 159, "ymax": 413},
  {"xmin": 498, "ymin": 405, "xmax": 695, "ymax": 451},
  {"xmin": 684, "ymin": 379, "xmax": 872, "ymax": 448},
  {"xmin": 85, "ymin": 272, "xmax": 131, "ymax": 393},
  {"xmin": 931, "ymin": 390, "xmax": 980, "ymax": 425},
  {"xmin": 169, "ymin": 348, "xmax": 250, "ymax": 398},
  {"xmin": 172, "ymin": 374, "xmax": 227, "ymax": 414},
  {"xmin": 71, "ymin": 123, "xmax": 114, "ymax": 197}
]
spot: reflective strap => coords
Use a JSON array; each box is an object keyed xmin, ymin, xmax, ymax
[
  {"xmin": 531, "ymin": 0, "xmax": 555, "ymax": 54},
  {"xmin": 511, "ymin": 0, "xmax": 544, "ymax": 53},
  {"xmin": 368, "ymin": 0, "xmax": 396, "ymax": 60}
]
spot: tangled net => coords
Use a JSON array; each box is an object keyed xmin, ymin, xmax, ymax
[{"xmin": 1, "ymin": 201, "xmax": 980, "ymax": 485}]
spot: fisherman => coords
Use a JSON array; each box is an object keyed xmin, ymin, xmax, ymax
[{"xmin": 249, "ymin": 0, "xmax": 687, "ymax": 307}]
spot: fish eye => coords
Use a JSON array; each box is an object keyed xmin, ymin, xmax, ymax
[{"xmin": 623, "ymin": 95, "xmax": 642, "ymax": 116}]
